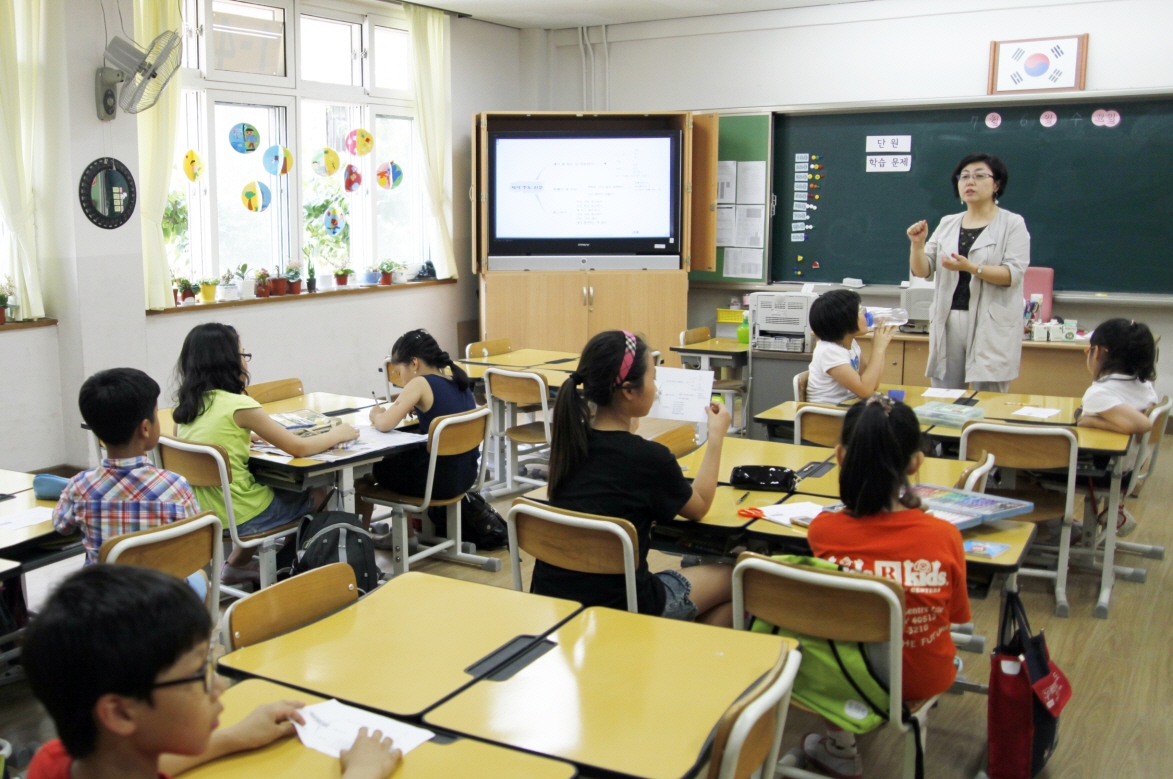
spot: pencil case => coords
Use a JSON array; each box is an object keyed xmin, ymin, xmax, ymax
[
  {"xmin": 33, "ymin": 474, "xmax": 69, "ymax": 500},
  {"xmin": 730, "ymin": 465, "xmax": 798, "ymax": 492}
]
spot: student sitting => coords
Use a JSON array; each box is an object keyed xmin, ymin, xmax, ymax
[
  {"xmin": 806, "ymin": 289, "xmax": 897, "ymax": 405},
  {"xmin": 54, "ymin": 368, "xmax": 200, "ymax": 565},
  {"xmin": 23, "ymin": 565, "xmax": 401, "ymax": 779},
  {"xmin": 802, "ymin": 397, "xmax": 970, "ymax": 779},
  {"xmin": 358, "ymin": 330, "xmax": 478, "ymax": 528},
  {"xmin": 173, "ymin": 323, "xmax": 358, "ymax": 584},
  {"xmin": 533, "ymin": 330, "xmax": 735, "ymax": 625}
]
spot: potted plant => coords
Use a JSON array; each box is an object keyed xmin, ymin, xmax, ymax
[
  {"xmin": 198, "ymin": 279, "xmax": 218, "ymax": 303},
  {"xmin": 254, "ymin": 268, "xmax": 271, "ymax": 298},
  {"xmin": 306, "ymin": 258, "xmax": 317, "ymax": 293},
  {"xmin": 175, "ymin": 278, "xmax": 195, "ymax": 302},
  {"xmin": 270, "ymin": 270, "xmax": 288, "ymax": 296},
  {"xmin": 377, "ymin": 260, "xmax": 399, "ymax": 285},
  {"xmin": 235, "ymin": 264, "xmax": 254, "ymax": 299},
  {"xmin": 215, "ymin": 272, "xmax": 239, "ymax": 302},
  {"xmin": 286, "ymin": 262, "xmax": 302, "ymax": 295},
  {"xmin": 391, "ymin": 262, "xmax": 408, "ymax": 284},
  {"xmin": 334, "ymin": 267, "xmax": 353, "ymax": 287},
  {"xmin": 171, "ymin": 284, "xmax": 179, "ymax": 306},
  {"xmin": 361, "ymin": 266, "xmax": 381, "ymax": 285},
  {"xmin": 0, "ymin": 279, "xmax": 10, "ymax": 325}
]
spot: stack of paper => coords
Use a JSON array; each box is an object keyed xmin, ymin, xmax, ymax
[
  {"xmin": 920, "ymin": 388, "xmax": 967, "ymax": 399},
  {"xmin": 294, "ymin": 699, "xmax": 433, "ymax": 758},
  {"xmin": 648, "ymin": 368, "xmax": 715, "ymax": 424},
  {"xmin": 0, "ymin": 506, "xmax": 53, "ymax": 531},
  {"xmin": 758, "ymin": 501, "xmax": 827, "ymax": 527}
]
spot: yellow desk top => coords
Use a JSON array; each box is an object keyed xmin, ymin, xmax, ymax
[
  {"xmin": 670, "ymin": 337, "xmax": 749, "ymax": 355},
  {"xmin": 0, "ymin": 470, "xmax": 34, "ymax": 495},
  {"xmin": 924, "ymin": 419, "xmax": 1130, "ymax": 452},
  {"xmin": 459, "ymin": 349, "xmax": 579, "ymax": 368},
  {"xmin": 676, "ymin": 438, "xmax": 840, "ymax": 497},
  {"xmin": 183, "ymin": 679, "xmax": 576, "ymax": 779},
  {"xmin": 0, "ymin": 491, "xmax": 59, "ymax": 551},
  {"xmin": 0, "ymin": 558, "xmax": 20, "ymax": 576},
  {"xmin": 218, "ymin": 572, "xmax": 581, "ymax": 718},
  {"xmin": 972, "ymin": 391, "xmax": 1079, "ymax": 425},
  {"xmin": 745, "ymin": 494, "xmax": 843, "ymax": 540},
  {"xmin": 425, "ymin": 607, "xmax": 796, "ymax": 779},
  {"xmin": 160, "ymin": 393, "xmax": 376, "ymax": 433}
]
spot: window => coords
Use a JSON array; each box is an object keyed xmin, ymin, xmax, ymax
[
  {"xmin": 372, "ymin": 26, "xmax": 410, "ymax": 93},
  {"xmin": 300, "ymin": 14, "xmax": 361, "ymax": 86},
  {"xmin": 164, "ymin": 92, "xmax": 207, "ymax": 282},
  {"xmin": 300, "ymin": 100, "xmax": 368, "ymax": 273},
  {"xmin": 374, "ymin": 113, "xmax": 419, "ymax": 268},
  {"xmin": 201, "ymin": 0, "xmax": 294, "ymax": 87}
]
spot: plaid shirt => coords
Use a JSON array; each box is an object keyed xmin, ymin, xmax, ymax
[{"xmin": 53, "ymin": 456, "xmax": 201, "ymax": 564}]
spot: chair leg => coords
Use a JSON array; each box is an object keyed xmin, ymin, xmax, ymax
[
  {"xmin": 388, "ymin": 511, "xmax": 411, "ymax": 576},
  {"xmin": 1054, "ymin": 521, "xmax": 1071, "ymax": 618},
  {"xmin": 1113, "ymin": 540, "xmax": 1165, "ymax": 560},
  {"xmin": 424, "ymin": 500, "xmax": 502, "ymax": 572},
  {"xmin": 258, "ymin": 538, "xmax": 279, "ymax": 589}
]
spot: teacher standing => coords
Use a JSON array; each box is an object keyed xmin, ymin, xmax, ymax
[{"xmin": 907, "ymin": 153, "xmax": 1030, "ymax": 392}]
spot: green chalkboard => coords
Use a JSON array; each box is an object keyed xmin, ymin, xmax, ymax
[
  {"xmin": 770, "ymin": 99, "xmax": 1173, "ymax": 291},
  {"xmin": 690, "ymin": 113, "xmax": 771, "ymax": 283}
]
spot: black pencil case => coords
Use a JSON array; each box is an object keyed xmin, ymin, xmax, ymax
[{"xmin": 730, "ymin": 465, "xmax": 798, "ymax": 492}]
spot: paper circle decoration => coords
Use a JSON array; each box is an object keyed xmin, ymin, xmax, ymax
[
  {"xmin": 229, "ymin": 123, "xmax": 261, "ymax": 153},
  {"xmin": 376, "ymin": 161, "xmax": 403, "ymax": 190},
  {"xmin": 985, "ymin": 112, "xmax": 1002, "ymax": 129},
  {"xmin": 343, "ymin": 164, "xmax": 362, "ymax": 192},
  {"xmin": 345, "ymin": 128, "xmax": 374, "ymax": 156},
  {"xmin": 182, "ymin": 150, "xmax": 204, "ymax": 182},
  {"xmin": 311, "ymin": 147, "xmax": 341, "ymax": 177},
  {"xmin": 1023, "ymin": 53, "xmax": 1050, "ymax": 78},
  {"xmin": 262, "ymin": 145, "xmax": 293, "ymax": 176},
  {"xmin": 241, "ymin": 181, "xmax": 271, "ymax": 212},
  {"xmin": 324, "ymin": 205, "xmax": 346, "ymax": 236},
  {"xmin": 1039, "ymin": 111, "xmax": 1058, "ymax": 128}
]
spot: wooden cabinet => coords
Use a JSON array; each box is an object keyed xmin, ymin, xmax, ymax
[
  {"xmin": 901, "ymin": 340, "xmax": 932, "ymax": 387},
  {"xmin": 858, "ymin": 339, "xmax": 904, "ymax": 385},
  {"xmin": 480, "ymin": 270, "xmax": 687, "ymax": 366}
]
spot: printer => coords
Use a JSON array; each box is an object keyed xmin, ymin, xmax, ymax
[
  {"xmin": 901, "ymin": 285, "xmax": 934, "ymax": 334},
  {"xmin": 750, "ymin": 291, "xmax": 817, "ymax": 352}
]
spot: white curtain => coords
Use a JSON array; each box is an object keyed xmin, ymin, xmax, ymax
[
  {"xmin": 404, "ymin": 3, "xmax": 457, "ymax": 280},
  {"xmin": 0, "ymin": 0, "xmax": 46, "ymax": 318},
  {"xmin": 135, "ymin": 0, "xmax": 180, "ymax": 309}
]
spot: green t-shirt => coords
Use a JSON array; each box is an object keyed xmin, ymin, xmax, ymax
[{"xmin": 177, "ymin": 390, "xmax": 273, "ymax": 527}]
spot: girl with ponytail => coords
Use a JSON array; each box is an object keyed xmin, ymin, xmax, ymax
[
  {"xmin": 536, "ymin": 330, "xmax": 736, "ymax": 625},
  {"xmin": 362, "ymin": 330, "xmax": 478, "ymax": 522},
  {"xmin": 800, "ymin": 396, "xmax": 970, "ymax": 778}
]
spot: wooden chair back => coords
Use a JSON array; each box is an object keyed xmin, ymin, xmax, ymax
[
  {"xmin": 466, "ymin": 338, "xmax": 511, "ymax": 358},
  {"xmin": 246, "ymin": 378, "xmax": 304, "ymax": 404},
  {"xmin": 1131, "ymin": 396, "xmax": 1171, "ymax": 495},
  {"xmin": 158, "ymin": 436, "xmax": 233, "ymax": 487},
  {"xmin": 793, "ymin": 371, "xmax": 810, "ymax": 403},
  {"xmin": 705, "ymin": 649, "xmax": 792, "ymax": 779},
  {"xmin": 383, "ymin": 360, "xmax": 405, "ymax": 388},
  {"xmin": 428, "ymin": 407, "xmax": 490, "ymax": 456},
  {"xmin": 509, "ymin": 498, "xmax": 639, "ymax": 576},
  {"xmin": 224, "ymin": 563, "xmax": 357, "ymax": 650},
  {"xmin": 99, "ymin": 512, "xmax": 219, "ymax": 578},
  {"xmin": 794, "ymin": 404, "xmax": 845, "ymax": 447},
  {"xmin": 960, "ymin": 424, "xmax": 1074, "ymax": 470},
  {"xmin": 954, "ymin": 451, "xmax": 991, "ymax": 491},
  {"xmin": 735, "ymin": 552, "xmax": 903, "ymax": 643},
  {"xmin": 681, "ymin": 326, "xmax": 712, "ymax": 346},
  {"xmin": 485, "ymin": 369, "xmax": 547, "ymax": 406}
]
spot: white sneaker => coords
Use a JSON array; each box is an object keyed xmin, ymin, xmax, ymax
[{"xmin": 802, "ymin": 732, "xmax": 863, "ymax": 779}]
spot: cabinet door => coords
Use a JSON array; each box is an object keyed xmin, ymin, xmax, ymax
[
  {"xmin": 902, "ymin": 340, "xmax": 931, "ymax": 386},
  {"xmin": 481, "ymin": 272, "xmax": 589, "ymax": 352},
  {"xmin": 689, "ymin": 113, "xmax": 719, "ymax": 272},
  {"xmin": 587, "ymin": 270, "xmax": 688, "ymax": 367},
  {"xmin": 858, "ymin": 338, "xmax": 904, "ymax": 385}
]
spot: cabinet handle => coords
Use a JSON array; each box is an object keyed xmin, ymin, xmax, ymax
[
  {"xmin": 589, "ymin": 286, "xmax": 594, "ymax": 306},
  {"xmin": 583, "ymin": 286, "xmax": 587, "ymax": 306}
]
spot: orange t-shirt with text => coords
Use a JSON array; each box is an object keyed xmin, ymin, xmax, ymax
[{"xmin": 807, "ymin": 507, "xmax": 971, "ymax": 701}]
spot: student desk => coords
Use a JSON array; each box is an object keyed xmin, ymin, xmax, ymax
[
  {"xmin": 0, "ymin": 559, "xmax": 18, "ymax": 577},
  {"xmin": 752, "ymin": 384, "xmax": 973, "ymax": 440},
  {"xmin": 157, "ymin": 392, "xmax": 377, "ymax": 432},
  {"xmin": 0, "ymin": 490, "xmax": 60, "ymax": 554},
  {"xmin": 676, "ymin": 438, "xmax": 840, "ymax": 497},
  {"xmin": 456, "ymin": 349, "xmax": 580, "ymax": 379},
  {"xmin": 218, "ymin": 572, "xmax": 581, "ymax": 719},
  {"xmin": 670, "ymin": 337, "xmax": 749, "ymax": 371},
  {"xmin": 971, "ymin": 391, "xmax": 1079, "ymax": 425},
  {"xmin": 425, "ymin": 607, "xmax": 796, "ymax": 779},
  {"xmin": 184, "ymin": 679, "xmax": 577, "ymax": 779},
  {"xmin": 0, "ymin": 470, "xmax": 34, "ymax": 496}
]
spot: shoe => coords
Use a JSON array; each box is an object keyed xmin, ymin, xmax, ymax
[
  {"xmin": 371, "ymin": 521, "xmax": 397, "ymax": 551},
  {"xmin": 802, "ymin": 733, "xmax": 863, "ymax": 779},
  {"xmin": 1095, "ymin": 505, "xmax": 1137, "ymax": 538},
  {"xmin": 221, "ymin": 563, "xmax": 260, "ymax": 585}
]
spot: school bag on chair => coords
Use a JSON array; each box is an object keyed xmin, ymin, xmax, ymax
[
  {"xmin": 288, "ymin": 511, "xmax": 380, "ymax": 593},
  {"xmin": 987, "ymin": 591, "xmax": 1072, "ymax": 778}
]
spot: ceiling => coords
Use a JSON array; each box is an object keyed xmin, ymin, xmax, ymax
[{"xmin": 435, "ymin": 0, "xmax": 872, "ymax": 29}]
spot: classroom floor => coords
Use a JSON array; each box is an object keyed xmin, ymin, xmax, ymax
[{"xmin": 4, "ymin": 440, "xmax": 1173, "ymax": 777}]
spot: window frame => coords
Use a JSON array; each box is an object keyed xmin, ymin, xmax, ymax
[
  {"xmin": 198, "ymin": 0, "xmax": 297, "ymax": 89},
  {"xmin": 297, "ymin": 5, "xmax": 367, "ymax": 99},
  {"xmin": 366, "ymin": 16, "xmax": 414, "ymax": 101}
]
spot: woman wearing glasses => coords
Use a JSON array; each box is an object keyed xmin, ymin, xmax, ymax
[{"xmin": 907, "ymin": 153, "xmax": 1030, "ymax": 391}]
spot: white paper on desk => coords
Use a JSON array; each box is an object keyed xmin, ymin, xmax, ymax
[
  {"xmin": 1012, "ymin": 406, "xmax": 1061, "ymax": 419},
  {"xmin": 308, "ymin": 426, "xmax": 428, "ymax": 462},
  {"xmin": 736, "ymin": 161, "xmax": 767, "ymax": 204},
  {"xmin": 724, "ymin": 248, "xmax": 763, "ymax": 280},
  {"xmin": 716, "ymin": 204, "xmax": 736, "ymax": 246},
  {"xmin": 294, "ymin": 699, "xmax": 433, "ymax": 759},
  {"xmin": 717, "ymin": 161, "xmax": 737, "ymax": 204},
  {"xmin": 734, "ymin": 205, "xmax": 765, "ymax": 248},
  {"xmin": 648, "ymin": 367, "xmax": 714, "ymax": 424},
  {"xmin": 0, "ymin": 506, "xmax": 52, "ymax": 530},
  {"xmin": 760, "ymin": 502, "xmax": 826, "ymax": 527},
  {"xmin": 921, "ymin": 388, "xmax": 967, "ymax": 399}
]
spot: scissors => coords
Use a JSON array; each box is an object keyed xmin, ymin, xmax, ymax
[{"xmin": 737, "ymin": 507, "xmax": 767, "ymax": 519}]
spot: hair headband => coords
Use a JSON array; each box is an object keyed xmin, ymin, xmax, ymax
[
  {"xmin": 866, "ymin": 394, "xmax": 894, "ymax": 414},
  {"xmin": 615, "ymin": 331, "xmax": 637, "ymax": 386}
]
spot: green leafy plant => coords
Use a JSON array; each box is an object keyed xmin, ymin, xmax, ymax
[
  {"xmin": 161, "ymin": 189, "xmax": 190, "ymax": 271},
  {"xmin": 174, "ymin": 278, "xmax": 193, "ymax": 293},
  {"xmin": 378, "ymin": 260, "xmax": 406, "ymax": 273},
  {"xmin": 234, "ymin": 263, "xmax": 249, "ymax": 281},
  {"xmin": 302, "ymin": 175, "xmax": 350, "ymax": 269},
  {"xmin": 307, "ymin": 258, "xmax": 316, "ymax": 279},
  {"xmin": 334, "ymin": 267, "xmax": 354, "ymax": 276},
  {"xmin": 285, "ymin": 257, "xmax": 302, "ymax": 282},
  {"xmin": 200, "ymin": 278, "xmax": 219, "ymax": 289},
  {"xmin": 254, "ymin": 268, "xmax": 271, "ymax": 283}
]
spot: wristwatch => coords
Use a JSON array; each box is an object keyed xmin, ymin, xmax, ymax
[{"xmin": 975, "ymin": 265, "xmax": 984, "ymax": 277}]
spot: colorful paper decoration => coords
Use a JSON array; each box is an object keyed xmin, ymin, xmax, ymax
[
  {"xmin": 311, "ymin": 147, "xmax": 340, "ymax": 177},
  {"xmin": 345, "ymin": 128, "xmax": 373, "ymax": 156},
  {"xmin": 229, "ymin": 123, "xmax": 261, "ymax": 153},
  {"xmin": 241, "ymin": 181, "xmax": 271, "ymax": 212},
  {"xmin": 262, "ymin": 145, "xmax": 293, "ymax": 176},
  {"xmin": 376, "ymin": 161, "xmax": 404, "ymax": 190},
  {"xmin": 182, "ymin": 150, "xmax": 204, "ymax": 182},
  {"xmin": 324, "ymin": 205, "xmax": 345, "ymax": 236},
  {"xmin": 343, "ymin": 164, "xmax": 362, "ymax": 192}
]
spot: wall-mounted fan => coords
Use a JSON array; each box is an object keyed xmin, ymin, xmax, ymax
[{"xmin": 95, "ymin": 32, "xmax": 182, "ymax": 121}]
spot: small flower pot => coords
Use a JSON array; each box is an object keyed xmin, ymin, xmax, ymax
[
  {"xmin": 334, "ymin": 273, "xmax": 350, "ymax": 287},
  {"xmin": 288, "ymin": 280, "xmax": 302, "ymax": 295},
  {"xmin": 239, "ymin": 280, "xmax": 256, "ymax": 300},
  {"xmin": 215, "ymin": 284, "xmax": 239, "ymax": 302},
  {"xmin": 270, "ymin": 277, "xmax": 288, "ymax": 296},
  {"xmin": 361, "ymin": 271, "xmax": 381, "ymax": 285},
  {"xmin": 181, "ymin": 289, "xmax": 195, "ymax": 302},
  {"xmin": 307, "ymin": 278, "xmax": 317, "ymax": 293},
  {"xmin": 392, "ymin": 270, "xmax": 408, "ymax": 284},
  {"xmin": 255, "ymin": 282, "xmax": 270, "ymax": 298},
  {"xmin": 380, "ymin": 271, "xmax": 393, "ymax": 285},
  {"xmin": 0, "ymin": 309, "xmax": 5, "ymax": 325},
  {"xmin": 172, "ymin": 289, "xmax": 178, "ymax": 306},
  {"xmin": 198, "ymin": 285, "xmax": 216, "ymax": 303}
]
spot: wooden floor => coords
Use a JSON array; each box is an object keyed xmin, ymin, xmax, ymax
[{"xmin": 3, "ymin": 440, "xmax": 1173, "ymax": 777}]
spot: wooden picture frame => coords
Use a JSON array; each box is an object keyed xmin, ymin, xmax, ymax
[{"xmin": 988, "ymin": 34, "xmax": 1088, "ymax": 95}]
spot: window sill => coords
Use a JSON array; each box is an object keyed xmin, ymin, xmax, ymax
[
  {"xmin": 0, "ymin": 317, "xmax": 57, "ymax": 333},
  {"xmin": 145, "ymin": 278, "xmax": 457, "ymax": 316}
]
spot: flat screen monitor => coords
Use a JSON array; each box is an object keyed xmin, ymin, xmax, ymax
[{"xmin": 488, "ymin": 130, "xmax": 681, "ymax": 258}]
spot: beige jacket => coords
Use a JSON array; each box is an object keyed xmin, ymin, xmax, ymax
[{"xmin": 923, "ymin": 208, "xmax": 1031, "ymax": 383}]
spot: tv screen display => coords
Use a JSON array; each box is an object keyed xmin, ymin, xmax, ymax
[{"xmin": 488, "ymin": 130, "xmax": 681, "ymax": 257}]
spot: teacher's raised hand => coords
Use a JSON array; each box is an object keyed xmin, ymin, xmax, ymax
[{"xmin": 906, "ymin": 219, "xmax": 928, "ymax": 245}]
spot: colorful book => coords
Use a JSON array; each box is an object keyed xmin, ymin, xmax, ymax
[
  {"xmin": 911, "ymin": 484, "xmax": 1033, "ymax": 530},
  {"xmin": 269, "ymin": 409, "xmax": 339, "ymax": 437},
  {"xmin": 964, "ymin": 540, "xmax": 1012, "ymax": 559}
]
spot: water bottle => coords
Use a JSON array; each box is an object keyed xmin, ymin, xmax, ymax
[
  {"xmin": 736, "ymin": 312, "xmax": 750, "ymax": 345},
  {"xmin": 881, "ymin": 308, "xmax": 909, "ymax": 327}
]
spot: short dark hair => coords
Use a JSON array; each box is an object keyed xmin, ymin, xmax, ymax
[
  {"xmin": 78, "ymin": 368, "xmax": 161, "ymax": 446},
  {"xmin": 1089, "ymin": 318, "xmax": 1157, "ymax": 382},
  {"xmin": 952, "ymin": 153, "xmax": 1009, "ymax": 198},
  {"xmin": 23, "ymin": 565, "xmax": 212, "ymax": 758},
  {"xmin": 809, "ymin": 289, "xmax": 862, "ymax": 343}
]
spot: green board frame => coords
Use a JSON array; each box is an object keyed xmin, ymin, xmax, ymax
[
  {"xmin": 770, "ymin": 98, "xmax": 1173, "ymax": 292},
  {"xmin": 689, "ymin": 113, "xmax": 771, "ymax": 284}
]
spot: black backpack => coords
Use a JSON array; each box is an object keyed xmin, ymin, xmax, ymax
[
  {"xmin": 288, "ymin": 511, "xmax": 380, "ymax": 593},
  {"xmin": 428, "ymin": 491, "xmax": 509, "ymax": 551}
]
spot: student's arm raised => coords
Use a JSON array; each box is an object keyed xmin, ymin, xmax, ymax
[
  {"xmin": 235, "ymin": 408, "xmax": 359, "ymax": 458},
  {"xmin": 828, "ymin": 324, "xmax": 896, "ymax": 399},
  {"xmin": 679, "ymin": 403, "xmax": 732, "ymax": 520}
]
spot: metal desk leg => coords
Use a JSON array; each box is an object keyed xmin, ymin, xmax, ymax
[
  {"xmin": 1095, "ymin": 456, "xmax": 1123, "ymax": 619},
  {"xmin": 338, "ymin": 466, "xmax": 356, "ymax": 513}
]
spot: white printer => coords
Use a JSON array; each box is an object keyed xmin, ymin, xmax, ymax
[
  {"xmin": 900, "ymin": 285, "xmax": 934, "ymax": 334},
  {"xmin": 750, "ymin": 291, "xmax": 817, "ymax": 352}
]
